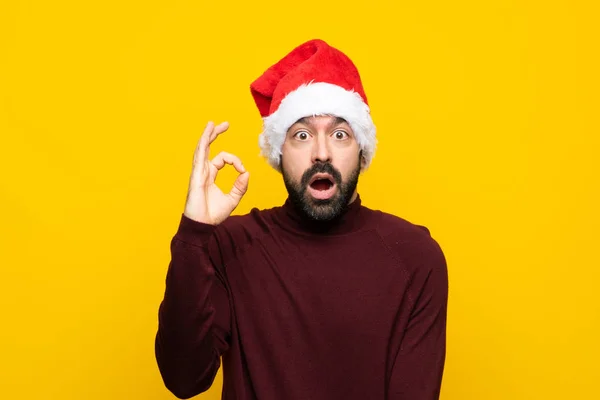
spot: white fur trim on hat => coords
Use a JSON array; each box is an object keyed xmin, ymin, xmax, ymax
[{"xmin": 258, "ymin": 82, "xmax": 377, "ymax": 172}]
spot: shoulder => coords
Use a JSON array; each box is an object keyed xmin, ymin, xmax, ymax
[
  {"xmin": 362, "ymin": 206, "xmax": 447, "ymax": 275},
  {"xmin": 208, "ymin": 206, "xmax": 280, "ymax": 261},
  {"xmin": 217, "ymin": 205, "xmax": 279, "ymax": 237},
  {"xmin": 363, "ymin": 207, "xmax": 434, "ymax": 242},
  {"xmin": 363, "ymin": 207, "xmax": 448, "ymax": 303}
]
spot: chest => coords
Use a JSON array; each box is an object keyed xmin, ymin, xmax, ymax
[{"xmin": 224, "ymin": 230, "xmax": 410, "ymax": 344}]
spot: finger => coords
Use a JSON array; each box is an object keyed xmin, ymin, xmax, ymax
[
  {"xmin": 193, "ymin": 121, "xmax": 215, "ymax": 166},
  {"xmin": 229, "ymin": 171, "xmax": 250, "ymax": 203},
  {"xmin": 211, "ymin": 151, "xmax": 246, "ymax": 173},
  {"xmin": 189, "ymin": 121, "xmax": 216, "ymax": 189},
  {"xmin": 208, "ymin": 121, "xmax": 230, "ymax": 145}
]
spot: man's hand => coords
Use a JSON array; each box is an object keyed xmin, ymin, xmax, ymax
[{"xmin": 183, "ymin": 121, "xmax": 250, "ymax": 225}]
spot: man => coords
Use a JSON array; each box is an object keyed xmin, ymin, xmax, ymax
[{"xmin": 155, "ymin": 39, "xmax": 448, "ymax": 400}]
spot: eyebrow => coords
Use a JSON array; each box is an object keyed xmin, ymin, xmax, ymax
[{"xmin": 294, "ymin": 116, "xmax": 348, "ymax": 130}]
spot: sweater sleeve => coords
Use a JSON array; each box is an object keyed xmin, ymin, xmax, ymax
[
  {"xmin": 387, "ymin": 239, "xmax": 449, "ymax": 400},
  {"xmin": 155, "ymin": 214, "xmax": 232, "ymax": 399}
]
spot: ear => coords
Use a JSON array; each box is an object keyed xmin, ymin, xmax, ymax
[{"xmin": 359, "ymin": 150, "xmax": 367, "ymax": 171}]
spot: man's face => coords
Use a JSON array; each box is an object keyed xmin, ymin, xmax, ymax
[{"xmin": 280, "ymin": 115, "xmax": 365, "ymax": 221}]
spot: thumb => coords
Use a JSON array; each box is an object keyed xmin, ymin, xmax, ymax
[{"xmin": 228, "ymin": 171, "xmax": 250, "ymax": 204}]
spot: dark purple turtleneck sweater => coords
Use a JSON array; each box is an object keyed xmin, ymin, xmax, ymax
[{"xmin": 155, "ymin": 195, "xmax": 448, "ymax": 399}]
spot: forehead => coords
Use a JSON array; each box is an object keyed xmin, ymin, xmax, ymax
[{"xmin": 292, "ymin": 115, "xmax": 349, "ymax": 128}]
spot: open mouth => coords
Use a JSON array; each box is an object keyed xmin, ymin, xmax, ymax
[
  {"xmin": 309, "ymin": 174, "xmax": 334, "ymax": 190},
  {"xmin": 307, "ymin": 174, "xmax": 336, "ymax": 200},
  {"xmin": 310, "ymin": 179, "xmax": 333, "ymax": 191}
]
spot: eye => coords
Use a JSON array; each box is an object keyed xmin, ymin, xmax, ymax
[
  {"xmin": 333, "ymin": 130, "xmax": 349, "ymax": 140},
  {"xmin": 294, "ymin": 130, "xmax": 310, "ymax": 141}
]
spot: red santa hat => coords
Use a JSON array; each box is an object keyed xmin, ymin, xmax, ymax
[{"xmin": 250, "ymin": 39, "xmax": 377, "ymax": 172}]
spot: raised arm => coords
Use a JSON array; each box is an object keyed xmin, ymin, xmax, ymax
[{"xmin": 155, "ymin": 121, "xmax": 249, "ymax": 398}]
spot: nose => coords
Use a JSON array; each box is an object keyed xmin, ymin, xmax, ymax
[{"xmin": 312, "ymin": 133, "xmax": 331, "ymax": 164}]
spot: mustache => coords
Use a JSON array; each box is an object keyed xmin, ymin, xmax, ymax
[{"xmin": 300, "ymin": 162, "xmax": 342, "ymax": 187}]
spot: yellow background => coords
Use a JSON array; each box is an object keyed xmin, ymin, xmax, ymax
[{"xmin": 1, "ymin": 0, "xmax": 599, "ymax": 399}]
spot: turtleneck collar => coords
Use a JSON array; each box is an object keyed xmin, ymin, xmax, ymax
[{"xmin": 273, "ymin": 194, "xmax": 366, "ymax": 236}]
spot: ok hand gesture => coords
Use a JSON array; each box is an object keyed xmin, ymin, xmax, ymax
[{"xmin": 184, "ymin": 121, "xmax": 250, "ymax": 225}]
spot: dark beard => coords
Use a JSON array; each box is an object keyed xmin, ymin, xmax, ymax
[{"xmin": 282, "ymin": 160, "xmax": 361, "ymax": 222}]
